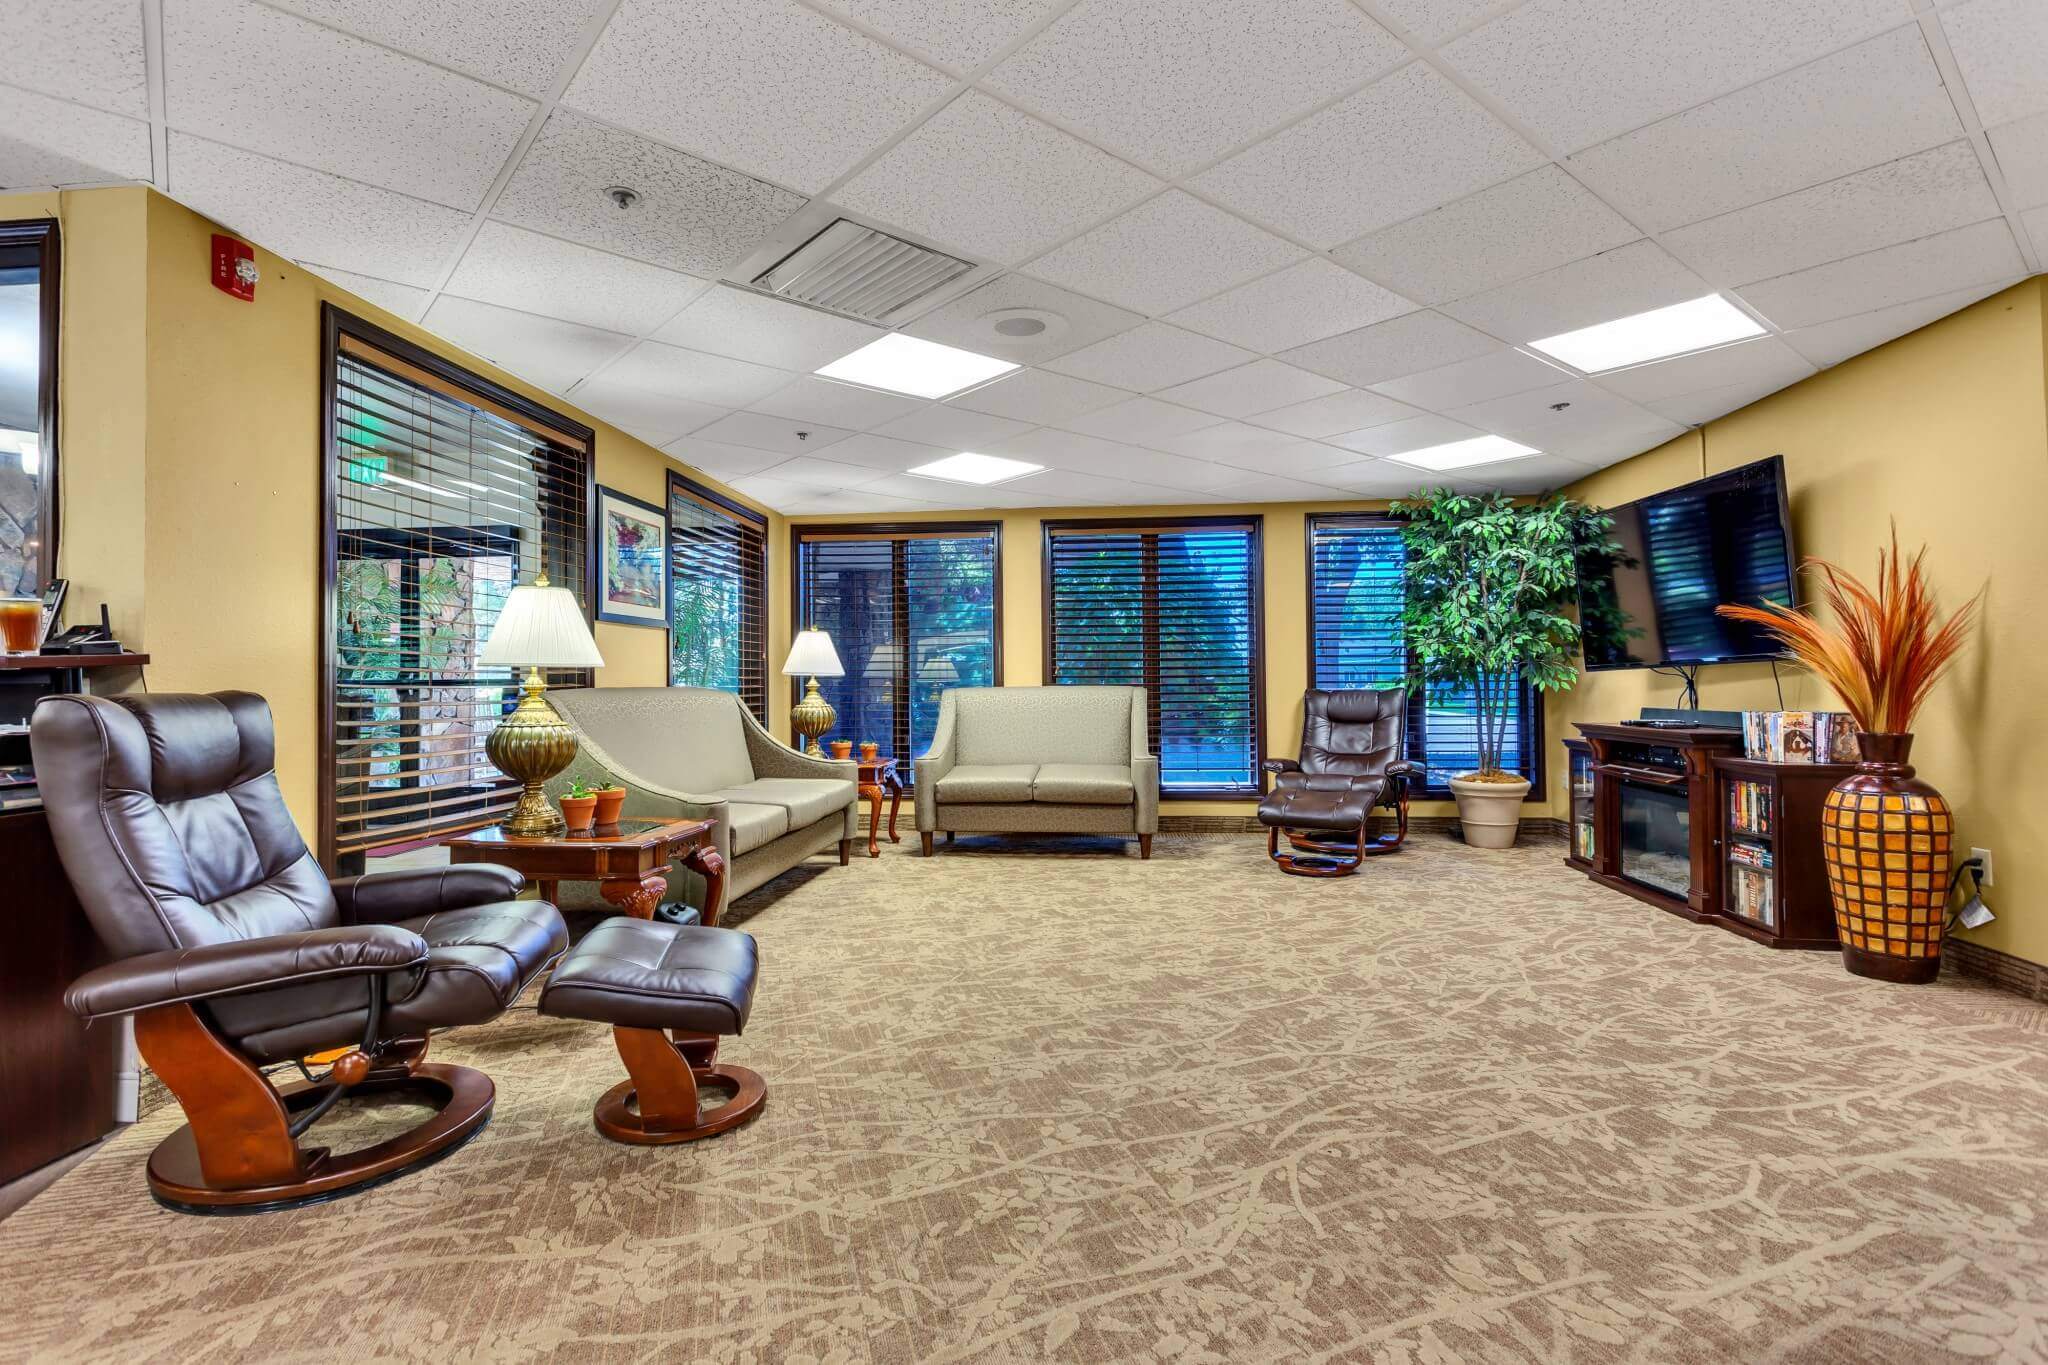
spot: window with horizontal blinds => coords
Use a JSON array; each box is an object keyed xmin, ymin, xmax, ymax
[
  {"xmin": 669, "ymin": 474, "xmax": 767, "ymax": 717},
  {"xmin": 793, "ymin": 524, "xmax": 1000, "ymax": 768},
  {"xmin": 1306, "ymin": 515, "xmax": 1537, "ymax": 795},
  {"xmin": 323, "ymin": 314, "xmax": 592, "ymax": 868},
  {"xmin": 1045, "ymin": 518, "xmax": 1262, "ymax": 796}
]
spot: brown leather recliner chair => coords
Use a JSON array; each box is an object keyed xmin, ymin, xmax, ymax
[
  {"xmin": 1256, "ymin": 688, "xmax": 1421, "ymax": 876},
  {"xmin": 32, "ymin": 691, "xmax": 567, "ymax": 1213}
]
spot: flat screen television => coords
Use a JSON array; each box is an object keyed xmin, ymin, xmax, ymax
[{"xmin": 1578, "ymin": 455, "xmax": 1797, "ymax": 671}]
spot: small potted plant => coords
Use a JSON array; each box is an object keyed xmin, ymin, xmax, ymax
[
  {"xmin": 859, "ymin": 740, "xmax": 879, "ymax": 763},
  {"xmin": 829, "ymin": 739, "xmax": 853, "ymax": 760},
  {"xmin": 1394, "ymin": 488, "xmax": 1614, "ymax": 848},
  {"xmin": 559, "ymin": 779, "xmax": 598, "ymax": 833},
  {"xmin": 592, "ymin": 782, "xmax": 627, "ymax": 827}
]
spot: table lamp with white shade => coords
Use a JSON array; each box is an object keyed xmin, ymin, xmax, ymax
[
  {"xmin": 478, "ymin": 571, "xmax": 605, "ymax": 835},
  {"xmin": 782, "ymin": 626, "xmax": 843, "ymax": 756}
]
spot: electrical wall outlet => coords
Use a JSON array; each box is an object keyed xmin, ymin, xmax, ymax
[{"xmin": 1970, "ymin": 847, "xmax": 1994, "ymax": 887}]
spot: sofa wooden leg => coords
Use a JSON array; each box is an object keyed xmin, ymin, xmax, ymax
[
  {"xmin": 838, "ymin": 838, "xmax": 852, "ymax": 866},
  {"xmin": 1138, "ymin": 834, "xmax": 1153, "ymax": 860},
  {"xmin": 945, "ymin": 830, "xmax": 955, "ymax": 845},
  {"xmin": 920, "ymin": 832, "xmax": 935, "ymax": 856}
]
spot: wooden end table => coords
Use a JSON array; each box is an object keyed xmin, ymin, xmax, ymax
[
  {"xmin": 446, "ymin": 817, "xmax": 725, "ymax": 924},
  {"xmin": 856, "ymin": 757, "xmax": 904, "ymax": 858}
]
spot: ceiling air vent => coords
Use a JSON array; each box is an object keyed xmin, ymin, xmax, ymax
[{"xmin": 749, "ymin": 219, "xmax": 975, "ymax": 324}]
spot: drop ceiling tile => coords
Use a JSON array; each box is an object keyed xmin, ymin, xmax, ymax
[
  {"xmin": 653, "ymin": 285, "xmax": 881, "ymax": 370},
  {"xmin": 565, "ymin": 374, "xmax": 726, "ymax": 443},
  {"xmin": 869, "ymin": 472, "xmax": 1050, "ymax": 506},
  {"xmin": 1327, "ymin": 414, "xmax": 1484, "ymax": 457},
  {"xmin": 810, "ymin": 432, "xmax": 952, "ymax": 472},
  {"xmin": 1154, "ymin": 359, "xmax": 1346, "ymax": 418},
  {"xmin": 1442, "ymin": 240, "xmax": 1712, "ymax": 343},
  {"xmin": 995, "ymin": 466, "xmax": 1190, "ymax": 505},
  {"xmin": 1280, "ymin": 311, "xmax": 1500, "ymax": 387},
  {"xmin": 836, "ymin": 91, "xmax": 1160, "ymax": 265},
  {"xmin": 563, "ymin": 0, "xmax": 950, "ymax": 194},
  {"xmin": 1736, "ymin": 218, "xmax": 2025, "ymax": 332},
  {"xmin": 163, "ymin": 0, "xmax": 534, "ymax": 212},
  {"xmin": 1042, "ymin": 321, "xmax": 1255, "ymax": 391},
  {"xmin": 1662, "ymin": 141, "xmax": 2001, "ymax": 285},
  {"xmin": 741, "ymin": 454, "xmax": 876, "ymax": 488},
  {"xmin": 787, "ymin": 489, "xmax": 948, "ymax": 514},
  {"xmin": 8, "ymin": 0, "xmax": 148, "ymax": 116},
  {"xmin": 728, "ymin": 473, "xmax": 829, "ymax": 508},
  {"xmin": 748, "ymin": 376, "xmax": 929, "ymax": 430},
  {"xmin": 1193, "ymin": 62, "xmax": 1544, "ymax": 248},
  {"xmin": 1166, "ymin": 259, "xmax": 1417, "ymax": 354},
  {"xmin": 2026, "ymin": 205, "xmax": 2048, "ymax": 256},
  {"xmin": 420, "ymin": 296, "xmax": 632, "ymax": 393},
  {"xmin": 0, "ymin": 85, "xmax": 152, "ymax": 187},
  {"xmin": 1941, "ymin": 0, "xmax": 2048, "ymax": 128},
  {"xmin": 1373, "ymin": 0, "xmax": 1505, "ymax": 44},
  {"xmin": 601, "ymin": 340, "xmax": 795, "ymax": 408},
  {"xmin": 1248, "ymin": 388, "xmax": 1423, "ymax": 439},
  {"xmin": 872, "ymin": 405, "xmax": 1034, "ymax": 450},
  {"xmin": 903, "ymin": 273, "xmax": 1144, "ymax": 364},
  {"xmin": 1989, "ymin": 112, "xmax": 2048, "ymax": 209},
  {"xmin": 1206, "ymin": 442, "xmax": 1361, "ymax": 480},
  {"xmin": 1371, "ymin": 348, "xmax": 1576, "ymax": 410},
  {"xmin": 1206, "ymin": 471, "xmax": 1358, "ymax": 501},
  {"xmin": 1333, "ymin": 166, "xmax": 1639, "ymax": 307},
  {"xmin": 1025, "ymin": 190, "xmax": 1306, "ymax": 316},
  {"xmin": 495, "ymin": 110, "xmax": 807, "ymax": 277},
  {"xmin": 1150, "ymin": 422, "xmax": 1346, "ymax": 470},
  {"xmin": 1060, "ymin": 396, "xmax": 1224, "ymax": 442},
  {"xmin": 1452, "ymin": 452, "xmax": 1599, "ymax": 492},
  {"xmin": 446, "ymin": 221, "xmax": 708, "ymax": 336},
  {"xmin": 1593, "ymin": 336, "xmax": 1815, "ymax": 405},
  {"xmin": 1316, "ymin": 459, "xmax": 1438, "ymax": 497},
  {"xmin": 990, "ymin": 429, "xmax": 1242, "ymax": 489},
  {"xmin": 947, "ymin": 368, "xmax": 1128, "ymax": 424},
  {"xmin": 1640, "ymin": 375, "xmax": 1813, "ymax": 427},
  {"xmin": 664, "ymin": 436, "xmax": 791, "ymax": 481},
  {"xmin": 167, "ymin": 134, "xmax": 473, "ymax": 288},
  {"xmin": 300, "ymin": 264, "xmax": 432, "ymax": 321},
  {"xmin": 1569, "ymin": 27, "xmax": 1961, "ymax": 233},
  {"xmin": 265, "ymin": 0, "xmax": 605, "ymax": 97},
  {"xmin": 987, "ymin": 0, "xmax": 1405, "ymax": 178},
  {"xmin": 1780, "ymin": 277, "xmax": 2019, "ymax": 368},
  {"xmin": 1446, "ymin": 381, "xmax": 1682, "ymax": 455},
  {"xmin": 811, "ymin": 0, "xmax": 1061, "ymax": 72},
  {"xmin": 1439, "ymin": 0, "xmax": 1906, "ymax": 154}
]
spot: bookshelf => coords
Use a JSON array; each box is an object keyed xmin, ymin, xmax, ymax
[
  {"xmin": 1709, "ymin": 755, "xmax": 1855, "ymax": 950},
  {"xmin": 1563, "ymin": 738, "xmax": 1595, "ymax": 871}
]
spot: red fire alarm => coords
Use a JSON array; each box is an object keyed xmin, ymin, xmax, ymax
[{"xmin": 210, "ymin": 233, "xmax": 258, "ymax": 301}]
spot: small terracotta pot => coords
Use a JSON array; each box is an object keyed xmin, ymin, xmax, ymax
[
  {"xmin": 829, "ymin": 739, "xmax": 853, "ymax": 760},
  {"xmin": 592, "ymin": 786, "xmax": 626, "ymax": 826},
  {"xmin": 859, "ymin": 741, "xmax": 879, "ymax": 762},
  {"xmin": 559, "ymin": 793, "xmax": 598, "ymax": 833}
]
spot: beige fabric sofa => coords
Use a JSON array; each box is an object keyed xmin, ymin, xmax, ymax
[
  {"xmin": 545, "ymin": 687, "xmax": 857, "ymax": 917},
  {"xmin": 913, "ymin": 686, "xmax": 1159, "ymax": 857}
]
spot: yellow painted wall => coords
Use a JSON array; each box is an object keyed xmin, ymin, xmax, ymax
[
  {"xmin": 1552, "ymin": 277, "xmax": 2048, "ymax": 966},
  {"xmin": 3, "ymin": 186, "xmax": 776, "ymax": 835}
]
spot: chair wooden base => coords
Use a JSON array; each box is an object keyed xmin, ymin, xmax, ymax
[
  {"xmin": 136, "ymin": 1002, "xmax": 493, "ymax": 1215},
  {"xmin": 1268, "ymin": 823, "xmax": 1368, "ymax": 877},
  {"xmin": 592, "ymin": 1025, "xmax": 767, "ymax": 1146}
]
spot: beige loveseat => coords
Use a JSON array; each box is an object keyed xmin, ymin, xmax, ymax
[
  {"xmin": 545, "ymin": 687, "xmax": 857, "ymax": 917},
  {"xmin": 913, "ymin": 686, "xmax": 1159, "ymax": 857}
]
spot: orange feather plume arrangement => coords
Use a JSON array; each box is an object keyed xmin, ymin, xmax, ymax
[{"xmin": 1715, "ymin": 526, "xmax": 1979, "ymax": 736}]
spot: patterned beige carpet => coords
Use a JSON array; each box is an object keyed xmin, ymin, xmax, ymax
[{"xmin": 5, "ymin": 832, "xmax": 2048, "ymax": 1363}]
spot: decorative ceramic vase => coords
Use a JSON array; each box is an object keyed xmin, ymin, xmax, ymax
[
  {"xmin": 1821, "ymin": 732, "xmax": 1952, "ymax": 984},
  {"xmin": 1448, "ymin": 774, "xmax": 1530, "ymax": 849},
  {"xmin": 592, "ymin": 786, "xmax": 626, "ymax": 826},
  {"xmin": 559, "ymin": 792, "xmax": 598, "ymax": 834}
]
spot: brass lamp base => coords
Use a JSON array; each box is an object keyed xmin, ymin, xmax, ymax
[
  {"xmin": 488, "ymin": 667, "xmax": 578, "ymax": 836},
  {"xmin": 790, "ymin": 675, "xmax": 837, "ymax": 758}
]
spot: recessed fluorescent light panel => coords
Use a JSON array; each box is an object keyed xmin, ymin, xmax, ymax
[
  {"xmin": 814, "ymin": 333, "xmax": 1018, "ymax": 399},
  {"xmin": 1389, "ymin": 435, "xmax": 1541, "ymax": 471},
  {"xmin": 906, "ymin": 452, "xmax": 1044, "ymax": 486},
  {"xmin": 1529, "ymin": 294, "xmax": 1765, "ymax": 373}
]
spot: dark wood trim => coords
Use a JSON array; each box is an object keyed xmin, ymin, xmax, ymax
[
  {"xmin": 1042, "ymin": 514, "xmax": 1266, "ymax": 802},
  {"xmin": 667, "ymin": 471, "xmax": 770, "ymax": 716},
  {"xmin": 786, "ymin": 520, "xmax": 1005, "ymax": 754},
  {"xmin": 0, "ymin": 219, "xmax": 61, "ymax": 588}
]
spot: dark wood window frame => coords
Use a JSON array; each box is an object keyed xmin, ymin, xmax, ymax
[
  {"xmin": 788, "ymin": 520, "xmax": 1005, "ymax": 770},
  {"xmin": 0, "ymin": 218, "xmax": 60, "ymax": 589},
  {"xmin": 1042, "ymin": 514, "xmax": 1265, "ymax": 802},
  {"xmin": 318, "ymin": 304, "xmax": 597, "ymax": 870},
  {"xmin": 667, "ymin": 472, "xmax": 769, "ymax": 718},
  {"xmin": 1303, "ymin": 512, "xmax": 1545, "ymax": 801}
]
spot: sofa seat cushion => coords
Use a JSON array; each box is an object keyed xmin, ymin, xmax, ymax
[
  {"xmin": 714, "ymin": 777, "xmax": 854, "ymax": 830},
  {"xmin": 935, "ymin": 763, "xmax": 1039, "ymax": 803},
  {"xmin": 1032, "ymin": 763, "xmax": 1135, "ymax": 805},
  {"xmin": 724, "ymin": 801, "xmax": 790, "ymax": 855}
]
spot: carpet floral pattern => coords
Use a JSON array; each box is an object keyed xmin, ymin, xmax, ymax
[{"xmin": 4, "ymin": 833, "xmax": 2047, "ymax": 1362}]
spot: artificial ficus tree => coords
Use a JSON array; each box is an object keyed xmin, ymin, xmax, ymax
[{"xmin": 1391, "ymin": 488, "xmax": 1615, "ymax": 780}]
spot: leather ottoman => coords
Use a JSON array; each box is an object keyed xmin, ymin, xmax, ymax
[
  {"xmin": 539, "ymin": 917, "xmax": 766, "ymax": 1145},
  {"xmin": 1256, "ymin": 775, "xmax": 1390, "ymax": 877}
]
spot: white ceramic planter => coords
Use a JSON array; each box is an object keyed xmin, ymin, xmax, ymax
[{"xmin": 1449, "ymin": 774, "xmax": 1531, "ymax": 849}]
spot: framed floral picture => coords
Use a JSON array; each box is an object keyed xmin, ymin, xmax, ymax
[{"xmin": 594, "ymin": 485, "xmax": 667, "ymax": 627}]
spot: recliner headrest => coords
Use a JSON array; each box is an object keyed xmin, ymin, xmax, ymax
[
  {"xmin": 109, "ymin": 691, "xmax": 277, "ymax": 803},
  {"xmin": 1320, "ymin": 688, "xmax": 1404, "ymax": 725}
]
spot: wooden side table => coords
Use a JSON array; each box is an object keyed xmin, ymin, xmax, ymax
[
  {"xmin": 447, "ymin": 817, "xmax": 725, "ymax": 924},
  {"xmin": 856, "ymin": 757, "xmax": 904, "ymax": 858}
]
